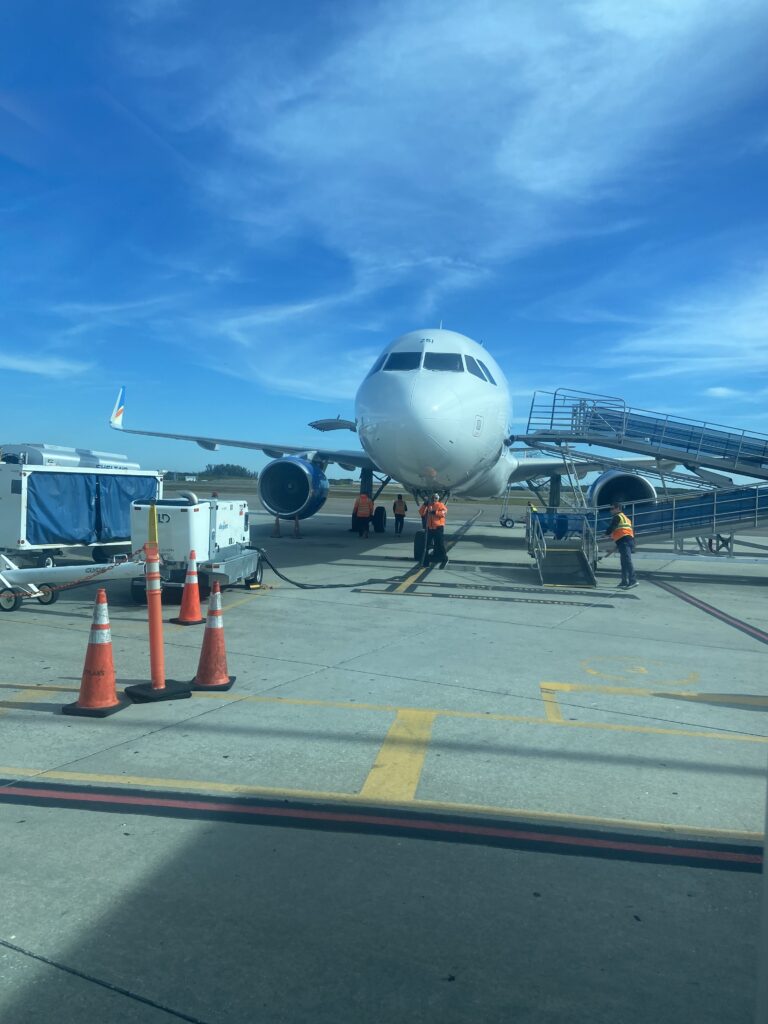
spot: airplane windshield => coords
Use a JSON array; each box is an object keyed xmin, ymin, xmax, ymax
[
  {"xmin": 423, "ymin": 353, "xmax": 463, "ymax": 372},
  {"xmin": 465, "ymin": 355, "xmax": 486, "ymax": 381},
  {"xmin": 383, "ymin": 352, "xmax": 422, "ymax": 371},
  {"xmin": 366, "ymin": 354, "xmax": 387, "ymax": 377},
  {"xmin": 477, "ymin": 359, "xmax": 497, "ymax": 385}
]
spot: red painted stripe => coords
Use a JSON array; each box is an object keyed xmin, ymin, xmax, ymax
[
  {"xmin": 654, "ymin": 581, "xmax": 768, "ymax": 644},
  {"xmin": 3, "ymin": 786, "xmax": 761, "ymax": 864}
]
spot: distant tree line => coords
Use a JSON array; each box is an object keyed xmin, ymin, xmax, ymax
[{"xmin": 199, "ymin": 463, "xmax": 258, "ymax": 479}]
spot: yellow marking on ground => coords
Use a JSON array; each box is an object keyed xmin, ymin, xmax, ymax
[
  {"xmin": 547, "ymin": 682, "xmax": 662, "ymax": 697},
  {"xmin": 0, "ymin": 764, "xmax": 760, "ymax": 843},
  {"xmin": 541, "ymin": 687, "xmax": 564, "ymax": 723},
  {"xmin": 360, "ymin": 710, "xmax": 436, "ymax": 801},
  {"xmin": 579, "ymin": 657, "xmax": 698, "ymax": 688},
  {"xmin": 393, "ymin": 565, "xmax": 429, "ymax": 594},
  {"xmin": 218, "ymin": 591, "xmax": 265, "ymax": 613},
  {"xmin": 0, "ymin": 681, "xmax": 764, "ymax": 743},
  {"xmin": 0, "ymin": 687, "xmax": 60, "ymax": 717}
]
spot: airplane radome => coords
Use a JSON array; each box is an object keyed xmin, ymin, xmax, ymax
[{"xmin": 110, "ymin": 328, "xmax": 658, "ymax": 521}]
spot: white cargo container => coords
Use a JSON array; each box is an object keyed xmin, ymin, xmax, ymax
[{"xmin": 0, "ymin": 462, "xmax": 163, "ymax": 566}]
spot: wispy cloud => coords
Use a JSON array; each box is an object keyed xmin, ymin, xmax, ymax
[
  {"xmin": 609, "ymin": 267, "xmax": 768, "ymax": 379},
  {"xmin": 0, "ymin": 352, "xmax": 93, "ymax": 377}
]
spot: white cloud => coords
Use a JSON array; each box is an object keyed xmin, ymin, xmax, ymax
[
  {"xmin": 705, "ymin": 387, "xmax": 744, "ymax": 399},
  {"xmin": 608, "ymin": 267, "xmax": 768, "ymax": 378},
  {"xmin": 0, "ymin": 353, "xmax": 93, "ymax": 377}
]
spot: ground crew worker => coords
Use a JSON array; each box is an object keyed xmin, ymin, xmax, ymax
[
  {"xmin": 418, "ymin": 500, "xmax": 429, "ymax": 530},
  {"xmin": 605, "ymin": 502, "xmax": 637, "ymax": 589},
  {"xmin": 426, "ymin": 493, "xmax": 449, "ymax": 569},
  {"xmin": 527, "ymin": 501, "xmax": 538, "ymax": 513},
  {"xmin": 353, "ymin": 492, "xmax": 374, "ymax": 538},
  {"xmin": 392, "ymin": 494, "xmax": 408, "ymax": 535}
]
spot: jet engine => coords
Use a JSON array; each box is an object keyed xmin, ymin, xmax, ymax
[
  {"xmin": 258, "ymin": 457, "xmax": 329, "ymax": 519},
  {"xmin": 586, "ymin": 470, "xmax": 657, "ymax": 507}
]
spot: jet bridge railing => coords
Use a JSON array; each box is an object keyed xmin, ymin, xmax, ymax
[
  {"xmin": 531, "ymin": 482, "xmax": 768, "ymax": 548},
  {"xmin": 525, "ymin": 389, "xmax": 768, "ymax": 477}
]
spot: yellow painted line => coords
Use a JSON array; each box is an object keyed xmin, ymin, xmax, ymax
[
  {"xmin": 541, "ymin": 687, "xmax": 564, "ymax": 723},
  {"xmin": 0, "ymin": 682, "xmax": 764, "ymax": 744},
  {"xmin": 393, "ymin": 566, "xmax": 429, "ymax": 594},
  {"xmin": 0, "ymin": 764, "xmax": 760, "ymax": 843},
  {"xmin": 0, "ymin": 687, "xmax": 61, "ymax": 717},
  {"xmin": 546, "ymin": 682, "xmax": 662, "ymax": 697},
  {"xmin": 360, "ymin": 710, "xmax": 436, "ymax": 801},
  {"xmin": 219, "ymin": 591, "xmax": 265, "ymax": 613}
]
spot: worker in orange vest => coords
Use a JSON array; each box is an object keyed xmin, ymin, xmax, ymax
[
  {"xmin": 604, "ymin": 502, "xmax": 637, "ymax": 589},
  {"xmin": 353, "ymin": 492, "xmax": 374, "ymax": 538},
  {"xmin": 426, "ymin": 493, "xmax": 449, "ymax": 568},
  {"xmin": 392, "ymin": 494, "xmax": 408, "ymax": 535},
  {"xmin": 418, "ymin": 500, "xmax": 429, "ymax": 530}
]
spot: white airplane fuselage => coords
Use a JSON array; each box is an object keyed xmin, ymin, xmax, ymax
[{"xmin": 355, "ymin": 328, "xmax": 516, "ymax": 496}]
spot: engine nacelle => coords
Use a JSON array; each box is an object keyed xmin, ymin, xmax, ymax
[
  {"xmin": 258, "ymin": 457, "xmax": 329, "ymax": 520},
  {"xmin": 587, "ymin": 470, "xmax": 657, "ymax": 507}
]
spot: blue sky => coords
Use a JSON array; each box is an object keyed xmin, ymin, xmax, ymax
[{"xmin": 2, "ymin": 0, "xmax": 767, "ymax": 474}]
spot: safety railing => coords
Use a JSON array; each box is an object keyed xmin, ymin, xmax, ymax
[
  {"xmin": 528, "ymin": 513, "xmax": 547, "ymax": 585},
  {"xmin": 531, "ymin": 482, "xmax": 768, "ymax": 547},
  {"xmin": 525, "ymin": 389, "xmax": 768, "ymax": 474}
]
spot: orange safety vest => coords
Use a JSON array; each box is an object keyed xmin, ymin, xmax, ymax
[
  {"xmin": 427, "ymin": 501, "xmax": 447, "ymax": 530},
  {"xmin": 418, "ymin": 503, "xmax": 428, "ymax": 521},
  {"xmin": 611, "ymin": 512, "xmax": 634, "ymax": 541},
  {"xmin": 355, "ymin": 495, "xmax": 373, "ymax": 517},
  {"xmin": 393, "ymin": 499, "xmax": 407, "ymax": 515}
]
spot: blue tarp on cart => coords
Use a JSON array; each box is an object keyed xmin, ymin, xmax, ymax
[
  {"xmin": 97, "ymin": 474, "xmax": 159, "ymax": 542},
  {"xmin": 26, "ymin": 473, "xmax": 98, "ymax": 545}
]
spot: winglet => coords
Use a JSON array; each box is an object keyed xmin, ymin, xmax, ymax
[{"xmin": 110, "ymin": 386, "xmax": 126, "ymax": 430}]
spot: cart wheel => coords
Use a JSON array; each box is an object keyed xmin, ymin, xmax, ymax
[
  {"xmin": 243, "ymin": 559, "xmax": 264, "ymax": 589},
  {"xmin": 36, "ymin": 584, "xmax": 59, "ymax": 605},
  {"xmin": 37, "ymin": 554, "xmax": 56, "ymax": 569},
  {"xmin": 0, "ymin": 589, "xmax": 22, "ymax": 612},
  {"xmin": 91, "ymin": 546, "xmax": 109, "ymax": 564},
  {"xmin": 501, "ymin": 517, "xmax": 515, "ymax": 529}
]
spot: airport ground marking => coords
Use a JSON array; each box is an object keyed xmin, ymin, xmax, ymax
[
  {"xmin": 579, "ymin": 657, "xmax": 699, "ymax": 688},
  {"xmin": 541, "ymin": 687, "xmax": 564, "ymax": 723},
  {"xmin": 0, "ymin": 680, "xmax": 764, "ymax": 744},
  {"xmin": 0, "ymin": 686, "xmax": 61, "ymax": 718},
  {"xmin": 0, "ymin": 764, "xmax": 760, "ymax": 843},
  {"xmin": 360, "ymin": 709, "xmax": 437, "ymax": 801},
  {"xmin": 652, "ymin": 580, "xmax": 768, "ymax": 647}
]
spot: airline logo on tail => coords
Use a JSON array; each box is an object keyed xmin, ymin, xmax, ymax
[{"xmin": 110, "ymin": 387, "xmax": 126, "ymax": 429}]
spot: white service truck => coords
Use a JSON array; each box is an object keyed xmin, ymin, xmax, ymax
[
  {"xmin": 130, "ymin": 493, "xmax": 263, "ymax": 603},
  {"xmin": 0, "ymin": 446, "xmax": 163, "ymax": 567}
]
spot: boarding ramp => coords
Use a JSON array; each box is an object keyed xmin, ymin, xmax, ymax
[
  {"xmin": 528, "ymin": 483, "xmax": 768, "ymax": 582},
  {"xmin": 529, "ymin": 513, "xmax": 598, "ymax": 587},
  {"xmin": 522, "ymin": 390, "xmax": 768, "ymax": 481}
]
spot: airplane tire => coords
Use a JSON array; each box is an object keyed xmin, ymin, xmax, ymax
[
  {"xmin": 413, "ymin": 530, "xmax": 426, "ymax": 562},
  {"xmin": 372, "ymin": 506, "xmax": 387, "ymax": 533}
]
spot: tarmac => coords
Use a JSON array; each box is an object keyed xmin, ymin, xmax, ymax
[{"xmin": 1, "ymin": 488, "xmax": 766, "ymax": 1023}]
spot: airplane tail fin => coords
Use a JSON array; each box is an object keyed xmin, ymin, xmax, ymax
[{"xmin": 110, "ymin": 386, "xmax": 126, "ymax": 430}]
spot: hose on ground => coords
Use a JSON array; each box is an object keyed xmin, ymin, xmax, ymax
[{"xmin": 256, "ymin": 549, "xmax": 409, "ymax": 591}]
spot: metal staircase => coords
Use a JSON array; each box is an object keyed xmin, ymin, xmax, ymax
[
  {"xmin": 529, "ymin": 514, "xmax": 598, "ymax": 587},
  {"xmin": 521, "ymin": 390, "xmax": 768, "ymax": 481}
]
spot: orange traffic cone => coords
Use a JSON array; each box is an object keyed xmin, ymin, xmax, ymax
[
  {"xmin": 271, "ymin": 516, "xmax": 282, "ymax": 538},
  {"xmin": 189, "ymin": 581, "xmax": 235, "ymax": 691},
  {"xmin": 293, "ymin": 516, "xmax": 302, "ymax": 538},
  {"xmin": 63, "ymin": 589, "xmax": 127, "ymax": 717},
  {"xmin": 170, "ymin": 550, "xmax": 205, "ymax": 625}
]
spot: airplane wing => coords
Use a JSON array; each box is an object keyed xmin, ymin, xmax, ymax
[{"xmin": 109, "ymin": 387, "xmax": 378, "ymax": 472}]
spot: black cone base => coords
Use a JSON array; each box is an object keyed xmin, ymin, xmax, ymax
[
  {"xmin": 124, "ymin": 679, "xmax": 192, "ymax": 703},
  {"xmin": 168, "ymin": 617, "xmax": 205, "ymax": 625},
  {"xmin": 62, "ymin": 698, "xmax": 128, "ymax": 718},
  {"xmin": 190, "ymin": 675, "xmax": 236, "ymax": 692}
]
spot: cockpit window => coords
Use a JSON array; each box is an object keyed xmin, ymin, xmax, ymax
[
  {"xmin": 423, "ymin": 352, "xmax": 463, "ymax": 372},
  {"xmin": 477, "ymin": 359, "xmax": 497, "ymax": 385},
  {"xmin": 465, "ymin": 355, "xmax": 486, "ymax": 381},
  {"xmin": 383, "ymin": 352, "xmax": 421, "ymax": 371},
  {"xmin": 367, "ymin": 354, "xmax": 387, "ymax": 377}
]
